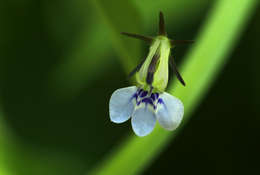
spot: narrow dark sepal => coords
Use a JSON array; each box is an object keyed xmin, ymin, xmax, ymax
[
  {"xmin": 128, "ymin": 58, "xmax": 146, "ymax": 78},
  {"xmin": 170, "ymin": 39, "xmax": 194, "ymax": 46},
  {"xmin": 146, "ymin": 73, "xmax": 154, "ymax": 85},
  {"xmin": 146, "ymin": 49, "xmax": 160, "ymax": 85},
  {"xmin": 169, "ymin": 55, "xmax": 186, "ymax": 86},
  {"xmin": 121, "ymin": 32, "xmax": 153, "ymax": 43},
  {"xmin": 159, "ymin": 11, "xmax": 166, "ymax": 36}
]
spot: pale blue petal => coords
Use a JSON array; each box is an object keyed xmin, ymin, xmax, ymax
[
  {"xmin": 156, "ymin": 92, "xmax": 184, "ymax": 130},
  {"xmin": 131, "ymin": 104, "xmax": 156, "ymax": 137},
  {"xmin": 109, "ymin": 86, "xmax": 137, "ymax": 123}
]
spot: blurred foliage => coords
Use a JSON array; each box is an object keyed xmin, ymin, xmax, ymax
[{"xmin": 0, "ymin": 0, "xmax": 259, "ymax": 175}]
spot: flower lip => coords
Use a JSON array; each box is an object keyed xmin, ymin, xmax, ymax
[
  {"xmin": 109, "ymin": 86, "xmax": 184, "ymax": 136},
  {"xmin": 109, "ymin": 86, "xmax": 137, "ymax": 123}
]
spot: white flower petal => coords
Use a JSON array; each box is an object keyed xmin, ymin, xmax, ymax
[
  {"xmin": 109, "ymin": 86, "xmax": 137, "ymax": 123},
  {"xmin": 131, "ymin": 105, "xmax": 156, "ymax": 137},
  {"xmin": 156, "ymin": 92, "xmax": 184, "ymax": 130}
]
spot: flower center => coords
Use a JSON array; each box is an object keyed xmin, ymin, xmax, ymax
[{"xmin": 132, "ymin": 88, "xmax": 163, "ymax": 110}]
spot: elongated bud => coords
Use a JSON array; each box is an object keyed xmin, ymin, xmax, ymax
[{"xmin": 136, "ymin": 36, "xmax": 171, "ymax": 92}]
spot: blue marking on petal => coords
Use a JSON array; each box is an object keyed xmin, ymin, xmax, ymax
[
  {"xmin": 155, "ymin": 93, "xmax": 159, "ymax": 99},
  {"xmin": 158, "ymin": 98, "xmax": 164, "ymax": 104},
  {"xmin": 137, "ymin": 88, "xmax": 142, "ymax": 95},
  {"xmin": 132, "ymin": 93, "xmax": 138, "ymax": 101},
  {"xmin": 140, "ymin": 90, "xmax": 148, "ymax": 97},
  {"xmin": 141, "ymin": 98, "xmax": 153, "ymax": 106},
  {"xmin": 142, "ymin": 98, "xmax": 156, "ymax": 109},
  {"xmin": 150, "ymin": 93, "xmax": 159, "ymax": 101},
  {"xmin": 150, "ymin": 93, "xmax": 156, "ymax": 101}
]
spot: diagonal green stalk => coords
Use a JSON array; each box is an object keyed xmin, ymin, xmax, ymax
[
  {"xmin": 88, "ymin": 0, "xmax": 258, "ymax": 174},
  {"xmin": 0, "ymin": 112, "xmax": 13, "ymax": 175},
  {"xmin": 48, "ymin": 0, "xmax": 142, "ymax": 100},
  {"xmin": 90, "ymin": 0, "xmax": 142, "ymax": 72}
]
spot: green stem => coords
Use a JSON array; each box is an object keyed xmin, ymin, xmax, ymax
[{"xmin": 88, "ymin": 0, "xmax": 258, "ymax": 174}]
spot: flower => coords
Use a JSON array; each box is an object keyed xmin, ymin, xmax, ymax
[
  {"xmin": 109, "ymin": 12, "xmax": 192, "ymax": 136},
  {"xmin": 109, "ymin": 86, "xmax": 184, "ymax": 136}
]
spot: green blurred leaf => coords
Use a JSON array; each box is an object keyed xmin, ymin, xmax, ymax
[
  {"xmin": 48, "ymin": 21, "xmax": 113, "ymax": 99},
  {"xmin": 90, "ymin": 0, "xmax": 142, "ymax": 70},
  {"xmin": 133, "ymin": 0, "xmax": 212, "ymax": 31},
  {"xmin": 88, "ymin": 0, "xmax": 258, "ymax": 174},
  {"xmin": 0, "ymin": 106, "xmax": 86, "ymax": 175},
  {"xmin": 48, "ymin": 0, "xmax": 142, "ymax": 99},
  {"xmin": 0, "ymin": 111, "xmax": 13, "ymax": 175}
]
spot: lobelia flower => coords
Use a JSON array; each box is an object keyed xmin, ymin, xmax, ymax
[{"xmin": 109, "ymin": 12, "xmax": 193, "ymax": 137}]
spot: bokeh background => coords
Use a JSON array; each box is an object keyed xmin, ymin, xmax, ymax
[{"xmin": 0, "ymin": 0, "xmax": 259, "ymax": 175}]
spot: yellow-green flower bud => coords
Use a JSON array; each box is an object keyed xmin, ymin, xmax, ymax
[{"xmin": 136, "ymin": 36, "xmax": 171, "ymax": 92}]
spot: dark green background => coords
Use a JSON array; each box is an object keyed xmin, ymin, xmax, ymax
[{"xmin": 0, "ymin": 0, "xmax": 259, "ymax": 174}]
